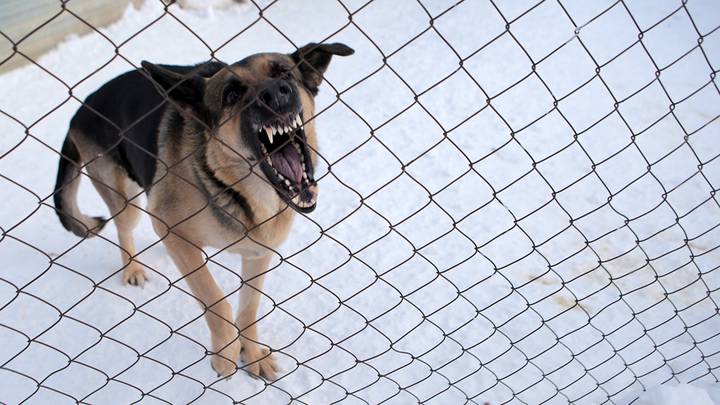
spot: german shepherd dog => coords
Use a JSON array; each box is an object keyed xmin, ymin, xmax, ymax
[{"xmin": 53, "ymin": 43, "xmax": 354, "ymax": 379}]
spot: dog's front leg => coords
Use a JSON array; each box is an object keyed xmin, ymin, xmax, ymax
[
  {"xmin": 236, "ymin": 254, "xmax": 278, "ymax": 380},
  {"xmin": 162, "ymin": 234, "xmax": 240, "ymax": 378}
]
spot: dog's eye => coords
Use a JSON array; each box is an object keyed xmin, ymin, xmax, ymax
[
  {"xmin": 225, "ymin": 90, "xmax": 240, "ymax": 105},
  {"xmin": 223, "ymin": 83, "xmax": 245, "ymax": 106}
]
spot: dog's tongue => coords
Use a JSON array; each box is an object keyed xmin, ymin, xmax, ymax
[{"xmin": 271, "ymin": 144, "xmax": 303, "ymax": 185}]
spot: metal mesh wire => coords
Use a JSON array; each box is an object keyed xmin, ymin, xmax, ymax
[{"xmin": 1, "ymin": 0, "xmax": 719, "ymax": 403}]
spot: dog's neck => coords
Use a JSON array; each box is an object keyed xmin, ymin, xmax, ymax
[{"xmin": 199, "ymin": 138, "xmax": 296, "ymax": 244}]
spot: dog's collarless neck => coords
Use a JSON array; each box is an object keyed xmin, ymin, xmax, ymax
[{"xmin": 194, "ymin": 154, "xmax": 255, "ymax": 228}]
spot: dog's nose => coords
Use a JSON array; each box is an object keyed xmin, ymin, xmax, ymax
[{"xmin": 257, "ymin": 79, "xmax": 293, "ymax": 113}]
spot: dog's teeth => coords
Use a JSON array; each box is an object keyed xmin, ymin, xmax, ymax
[
  {"xmin": 296, "ymin": 115, "xmax": 302, "ymax": 127},
  {"xmin": 284, "ymin": 126, "xmax": 290, "ymax": 134},
  {"xmin": 276, "ymin": 126, "xmax": 283, "ymax": 135}
]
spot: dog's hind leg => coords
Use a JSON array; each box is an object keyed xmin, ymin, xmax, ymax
[
  {"xmin": 236, "ymin": 254, "xmax": 278, "ymax": 380},
  {"xmin": 86, "ymin": 159, "xmax": 147, "ymax": 286}
]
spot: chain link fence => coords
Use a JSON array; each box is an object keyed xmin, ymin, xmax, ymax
[{"xmin": 1, "ymin": 0, "xmax": 719, "ymax": 403}]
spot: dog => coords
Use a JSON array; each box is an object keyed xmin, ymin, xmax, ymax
[{"xmin": 53, "ymin": 42, "xmax": 354, "ymax": 379}]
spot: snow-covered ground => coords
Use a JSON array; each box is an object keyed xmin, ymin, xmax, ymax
[
  {"xmin": 1, "ymin": 0, "xmax": 719, "ymax": 403},
  {"xmin": 624, "ymin": 382, "xmax": 720, "ymax": 405}
]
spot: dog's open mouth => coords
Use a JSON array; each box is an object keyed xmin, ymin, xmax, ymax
[{"xmin": 255, "ymin": 111, "xmax": 317, "ymax": 212}]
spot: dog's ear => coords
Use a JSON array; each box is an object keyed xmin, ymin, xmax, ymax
[
  {"xmin": 290, "ymin": 43, "xmax": 354, "ymax": 94},
  {"xmin": 141, "ymin": 61, "xmax": 205, "ymax": 111}
]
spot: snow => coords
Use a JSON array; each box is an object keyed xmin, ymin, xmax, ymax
[
  {"xmin": 0, "ymin": 0, "xmax": 719, "ymax": 404},
  {"xmin": 623, "ymin": 382, "xmax": 720, "ymax": 405}
]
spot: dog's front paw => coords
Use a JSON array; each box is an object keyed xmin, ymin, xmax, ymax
[
  {"xmin": 210, "ymin": 339, "xmax": 241, "ymax": 379},
  {"xmin": 240, "ymin": 342, "xmax": 279, "ymax": 380},
  {"xmin": 122, "ymin": 264, "xmax": 148, "ymax": 286}
]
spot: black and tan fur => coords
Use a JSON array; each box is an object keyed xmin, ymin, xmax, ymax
[{"xmin": 53, "ymin": 43, "xmax": 354, "ymax": 379}]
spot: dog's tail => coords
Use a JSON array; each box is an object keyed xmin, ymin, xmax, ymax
[{"xmin": 53, "ymin": 134, "xmax": 106, "ymax": 237}]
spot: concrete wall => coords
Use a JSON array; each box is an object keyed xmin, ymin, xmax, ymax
[{"xmin": 0, "ymin": 0, "xmax": 142, "ymax": 73}]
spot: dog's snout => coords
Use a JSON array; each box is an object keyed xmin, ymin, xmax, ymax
[
  {"xmin": 278, "ymin": 82, "xmax": 291, "ymax": 95},
  {"xmin": 257, "ymin": 79, "xmax": 294, "ymax": 112},
  {"xmin": 259, "ymin": 90, "xmax": 274, "ymax": 106}
]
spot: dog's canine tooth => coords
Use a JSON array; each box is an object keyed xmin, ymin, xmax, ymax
[
  {"xmin": 264, "ymin": 126, "xmax": 273, "ymax": 140},
  {"xmin": 295, "ymin": 115, "xmax": 302, "ymax": 127}
]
